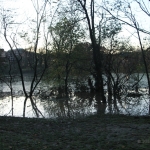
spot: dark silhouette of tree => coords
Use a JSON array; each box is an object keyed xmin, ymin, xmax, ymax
[
  {"xmin": 75, "ymin": 0, "xmax": 106, "ymax": 103},
  {"xmin": 1, "ymin": 1, "xmax": 49, "ymax": 117}
]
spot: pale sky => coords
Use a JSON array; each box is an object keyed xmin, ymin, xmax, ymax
[
  {"xmin": 0, "ymin": 0, "xmax": 34, "ymax": 50},
  {"xmin": 0, "ymin": 0, "xmax": 56, "ymax": 50},
  {"xmin": 115, "ymin": 0, "xmax": 150, "ymax": 48},
  {"xmin": 0, "ymin": 0, "xmax": 150, "ymax": 50}
]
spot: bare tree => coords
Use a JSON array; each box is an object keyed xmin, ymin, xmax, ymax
[
  {"xmin": 75, "ymin": 0, "xmax": 106, "ymax": 103},
  {"xmin": 103, "ymin": 0, "xmax": 150, "ymax": 94},
  {"xmin": 0, "ymin": 58, "xmax": 15, "ymax": 116},
  {"xmin": 0, "ymin": 0, "xmax": 49, "ymax": 117}
]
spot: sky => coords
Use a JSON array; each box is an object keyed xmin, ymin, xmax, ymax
[
  {"xmin": 0, "ymin": 0, "xmax": 150, "ymax": 51},
  {"xmin": 0, "ymin": 0, "xmax": 34, "ymax": 50},
  {"xmin": 0, "ymin": 0, "xmax": 56, "ymax": 50},
  {"xmin": 115, "ymin": 0, "xmax": 150, "ymax": 48}
]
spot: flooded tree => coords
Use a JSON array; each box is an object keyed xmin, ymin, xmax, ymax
[
  {"xmin": 103, "ymin": 0, "xmax": 150, "ymax": 94},
  {"xmin": 74, "ymin": 0, "xmax": 106, "ymax": 103},
  {"xmin": 48, "ymin": 16, "xmax": 85, "ymax": 97},
  {"xmin": 0, "ymin": 0, "xmax": 49, "ymax": 117}
]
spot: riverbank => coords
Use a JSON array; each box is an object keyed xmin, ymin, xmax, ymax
[{"xmin": 0, "ymin": 114, "xmax": 150, "ymax": 150}]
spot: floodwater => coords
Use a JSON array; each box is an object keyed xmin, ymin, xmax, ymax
[{"xmin": 0, "ymin": 74, "xmax": 150, "ymax": 118}]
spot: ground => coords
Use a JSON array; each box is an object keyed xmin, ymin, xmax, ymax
[{"xmin": 0, "ymin": 114, "xmax": 150, "ymax": 150}]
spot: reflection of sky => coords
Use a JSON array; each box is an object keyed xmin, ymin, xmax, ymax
[
  {"xmin": 0, "ymin": 91, "xmax": 149, "ymax": 118},
  {"xmin": 0, "ymin": 96, "xmax": 45, "ymax": 117},
  {"xmin": 0, "ymin": 95, "xmax": 97, "ymax": 118},
  {"xmin": 0, "ymin": 73, "xmax": 150, "ymax": 118},
  {"xmin": 105, "ymin": 95, "xmax": 149, "ymax": 116},
  {"xmin": 0, "ymin": 94, "xmax": 149, "ymax": 118}
]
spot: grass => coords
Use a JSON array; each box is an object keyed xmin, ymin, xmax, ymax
[{"xmin": 0, "ymin": 114, "xmax": 150, "ymax": 150}]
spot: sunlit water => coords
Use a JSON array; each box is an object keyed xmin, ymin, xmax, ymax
[{"xmin": 0, "ymin": 74, "xmax": 150, "ymax": 118}]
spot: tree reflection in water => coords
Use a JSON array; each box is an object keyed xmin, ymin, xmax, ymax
[{"xmin": 0, "ymin": 90, "xmax": 150, "ymax": 118}]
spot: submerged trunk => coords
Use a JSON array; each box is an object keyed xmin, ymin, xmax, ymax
[
  {"xmin": 93, "ymin": 46, "xmax": 106, "ymax": 103},
  {"xmin": 76, "ymin": 0, "xmax": 106, "ymax": 103},
  {"xmin": 95, "ymin": 92, "xmax": 106, "ymax": 114},
  {"xmin": 107, "ymin": 75, "xmax": 113, "ymax": 101},
  {"xmin": 23, "ymin": 97, "xmax": 28, "ymax": 117},
  {"xmin": 88, "ymin": 78, "xmax": 95, "ymax": 92}
]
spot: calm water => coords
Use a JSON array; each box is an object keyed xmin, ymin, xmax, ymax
[{"xmin": 0, "ymin": 74, "xmax": 150, "ymax": 118}]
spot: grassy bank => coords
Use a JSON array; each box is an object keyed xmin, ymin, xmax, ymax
[{"xmin": 0, "ymin": 114, "xmax": 150, "ymax": 150}]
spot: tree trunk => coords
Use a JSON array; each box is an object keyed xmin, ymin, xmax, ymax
[
  {"xmin": 93, "ymin": 45, "xmax": 106, "ymax": 103},
  {"xmin": 77, "ymin": 0, "xmax": 106, "ymax": 103}
]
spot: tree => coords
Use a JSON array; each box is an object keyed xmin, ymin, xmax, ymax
[
  {"xmin": 0, "ymin": 0, "xmax": 49, "ymax": 117},
  {"xmin": 48, "ymin": 17, "xmax": 85, "ymax": 97},
  {"xmin": 75, "ymin": 0, "xmax": 106, "ymax": 103},
  {"xmin": 103, "ymin": 0, "xmax": 150, "ymax": 94},
  {"xmin": 101, "ymin": 18, "xmax": 122, "ymax": 101}
]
